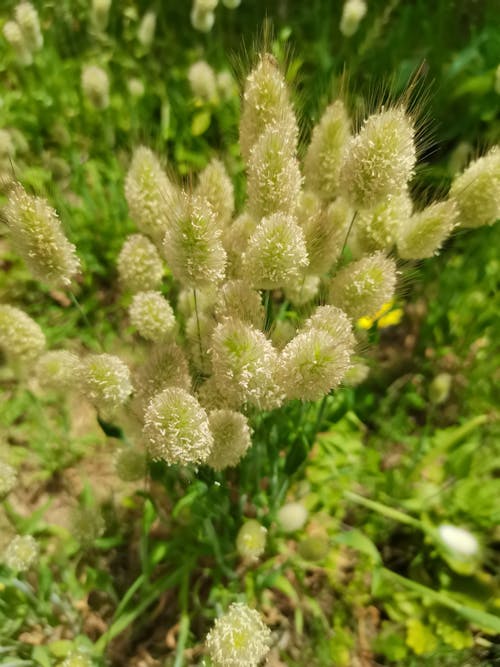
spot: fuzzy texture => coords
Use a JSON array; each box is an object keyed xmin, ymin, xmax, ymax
[
  {"xmin": 125, "ymin": 146, "xmax": 177, "ymax": 242},
  {"xmin": 82, "ymin": 353, "xmax": 133, "ymax": 413},
  {"xmin": 284, "ymin": 275, "xmax": 320, "ymax": 306},
  {"xmin": 277, "ymin": 502, "xmax": 308, "ymax": 532},
  {"xmin": 397, "ymin": 199, "xmax": 458, "ymax": 259},
  {"xmin": 36, "ymin": 350, "xmax": 82, "ymax": 391},
  {"xmin": 210, "ymin": 318, "xmax": 281, "ymax": 409},
  {"xmin": 134, "ymin": 342, "xmax": 191, "ymax": 408},
  {"xmin": 304, "ymin": 101, "xmax": 351, "ymax": 200},
  {"xmin": 137, "ymin": 11, "xmax": 156, "ymax": 47},
  {"xmin": 242, "ymin": 213, "xmax": 308, "ymax": 290},
  {"xmin": 195, "ymin": 159, "xmax": 235, "ymax": 228},
  {"xmin": 303, "ymin": 305, "xmax": 355, "ymax": 350},
  {"xmin": 247, "ymin": 123, "xmax": 302, "ymax": 219},
  {"xmin": 239, "ymin": 54, "xmax": 298, "ymax": 162},
  {"xmin": 91, "ymin": 0, "xmax": 112, "ymax": 31},
  {"xmin": 143, "ymin": 387, "xmax": 213, "ymax": 465},
  {"xmin": 185, "ymin": 309, "xmax": 216, "ymax": 374},
  {"xmin": 115, "ymin": 447, "xmax": 147, "ymax": 482},
  {"xmin": 328, "ymin": 252, "xmax": 397, "ymax": 320},
  {"xmin": 449, "ymin": 147, "xmax": 500, "ymax": 229},
  {"xmin": 163, "ymin": 194, "xmax": 226, "ymax": 287},
  {"xmin": 206, "ymin": 602, "xmax": 271, "ymax": 667},
  {"xmin": 70, "ymin": 507, "xmax": 105, "ymax": 546},
  {"xmin": 3, "ymin": 20, "xmax": 33, "ymax": 65},
  {"xmin": 188, "ymin": 61, "xmax": 217, "ymax": 101},
  {"xmin": 15, "ymin": 2, "xmax": 43, "ymax": 50},
  {"xmin": 222, "ymin": 213, "xmax": 257, "ymax": 278},
  {"xmin": 214, "ymin": 280, "xmax": 265, "ymax": 328},
  {"xmin": 117, "ymin": 234, "xmax": 164, "ymax": 293},
  {"xmin": 236, "ymin": 520, "xmax": 267, "ymax": 560},
  {"xmin": 0, "ymin": 304, "xmax": 45, "ymax": 364},
  {"xmin": 0, "ymin": 461, "xmax": 17, "ymax": 497},
  {"xmin": 5, "ymin": 184, "xmax": 80, "ymax": 287},
  {"xmin": 81, "ymin": 65, "xmax": 110, "ymax": 109},
  {"xmin": 340, "ymin": 0, "xmax": 367, "ymax": 36},
  {"xmin": 341, "ymin": 107, "xmax": 416, "ymax": 209},
  {"xmin": 129, "ymin": 291, "xmax": 176, "ymax": 342},
  {"xmin": 278, "ymin": 327, "xmax": 352, "ymax": 401},
  {"xmin": 3, "ymin": 535, "xmax": 39, "ymax": 571},
  {"xmin": 190, "ymin": 7, "xmax": 215, "ymax": 32},
  {"xmin": 206, "ymin": 409, "xmax": 252, "ymax": 470},
  {"xmin": 354, "ymin": 191, "xmax": 413, "ymax": 254}
]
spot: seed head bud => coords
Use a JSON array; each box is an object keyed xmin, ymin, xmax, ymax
[
  {"xmin": 236, "ymin": 519, "xmax": 267, "ymax": 560},
  {"xmin": 342, "ymin": 358, "xmax": 370, "ymax": 386},
  {"xmin": 247, "ymin": 124, "xmax": 302, "ymax": 219},
  {"xmin": 143, "ymin": 387, "xmax": 213, "ymax": 465},
  {"xmin": 0, "ymin": 461, "xmax": 17, "ymax": 498},
  {"xmin": 206, "ymin": 409, "xmax": 252, "ymax": 470},
  {"xmin": 217, "ymin": 70, "xmax": 236, "ymax": 100},
  {"xmin": 304, "ymin": 305, "xmax": 355, "ymax": 349},
  {"xmin": 277, "ymin": 502, "xmax": 308, "ymax": 532},
  {"xmin": 284, "ymin": 275, "xmax": 320, "ymax": 306},
  {"xmin": 270, "ymin": 319, "xmax": 296, "ymax": 350},
  {"xmin": 340, "ymin": 0, "xmax": 367, "ymax": 37},
  {"xmin": 436, "ymin": 524, "xmax": 480, "ymax": 575},
  {"xmin": 222, "ymin": 212, "xmax": 257, "ymax": 278},
  {"xmin": 195, "ymin": 159, "xmax": 235, "ymax": 228},
  {"xmin": 125, "ymin": 146, "xmax": 177, "ymax": 242},
  {"xmin": 128, "ymin": 78, "xmax": 145, "ymax": 98},
  {"xmin": 341, "ymin": 107, "xmax": 416, "ymax": 209},
  {"xmin": 194, "ymin": 0, "xmax": 218, "ymax": 10},
  {"xmin": 240, "ymin": 54, "xmax": 298, "ymax": 161},
  {"xmin": 0, "ymin": 304, "xmax": 45, "ymax": 364},
  {"xmin": 397, "ymin": 199, "xmax": 458, "ymax": 259},
  {"xmin": 206, "ymin": 602, "xmax": 271, "ymax": 667},
  {"xmin": 3, "ymin": 21, "xmax": 32, "ymax": 66},
  {"xmin": 3, "ymin": 535, "xmax": 39, "ymax": 571},
  {"xmin": 115, "ymin": 447, "xmax": 147, "ymax": 482},
  {"xmin": 129, "ymin": 291, "xmax": 176, "ymax": 342},
  {"xmin": 188, "ymin": 61, "xmax": 217, "ymax": 102},
  {"xmin": 36, "ymin": 350, "xmax": 82, "ymax": 391},
  {"xmin": 15, "ymin": 2, "xmax": 43, "ymax": 50},
  {"xmin": 117, "ymin": 234, "xmax": 164, "ymax": 293},
  {"xmin": 222, "ymin": 0, "xmax": 241, "ymax": 7},
  {"xmin": 91, "ymin": 0, "xmax": 112, "ymax": 31},
  {"xmin": 428, "ymin": 372, "xmax": 452, "ymax": 405},
  {"xmin": 210, "ymin": 318, "xmax": 280, "ymax": 409},
  {"xmin": 137, "ymin": 11, "xmax": 156, "ymax": 47},
  {"xmin": 449, "ymin": 147, "xmax": 500, "ymax": 229},
  {"xmin": 81, "ymin": 65, "xmax": 110, "ymax": 110},
  {"xmin": 215, "ymin": 280, "xmax": 265, "ymax": 328},
  {"xmin": 82, "ymin": 354, "xmax": 133, "ymax": 413},
  {"xmin": 70, "ymin": 507, "xmax": 105, "ymax": 546},
  {"xmin": 242, "ymin": 213, "xmax": 308, "ymax": 290},
  {"xmin": 4, "ymin": 184, "xmax": 80, "ymax": 287},
  {"xmin": 278, "ymin": 327, "xmax": 352, "ymax": 401},
  {"xmin": 134, "ymin": 342, "xmax": 191, "ymax": 407},
  {"xmin": 190, "ymin": 7, "xmax": 215, "ymax": 33},
  {"xmin": 304, "ymin": 101, "xmax": 351, "ymax": 200},
  {"xmin": 328, "ymin": 252, "xmax": 397, "ymax": 320},
  {"xmin": 355, "ymin": 191, "xmax": 413, "ymax": 254},
  {"xmin": 163, "ymin": 194, "xmax": 227, "ymax": 288}
]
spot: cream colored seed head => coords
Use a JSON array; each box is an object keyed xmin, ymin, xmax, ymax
[
  {"xmin": 0, "ymin": 461, "xmax": 17, "ymax": 497},
  {"xmin": 195, "ymin": 159, "xmax": 235, "ymax": 228},
  {"xmin": 397, "ymin": 198, "xmax": 458, "ymax": 259},
  {"xmin": 277, "ymin": 502, "xmax": 308, "ymax": 532},
  {"xmin": 134, "ymin": 342, "xmax": 191, "ymax": 408},
  {"xmin": 4, "ymin": 535, "xmax": 39, "ymax": 571},
  {"xmin": 91, "ymin": 0, "xmax": 112, "ymax": 31},
  {"xmin": 236, "ymin": 519, "xmax": 267, "ymax": 560},
  {"xmin": 449, "ymin": 147, "xmax": 500, "ymax": 229},
  {"xmin": 3, "ymin": 21, "xmax": 32, "ymax": 66},
  {"xmin": 304, "ymin": 100, "xmax": 351, "ymax": 200},
  {"xmin": 117, "ymin": 233, "xmax": 164, "ymax": 293},
  {"xmin": 206, "ymin": 409, "xmax": 252, "ymax": 470},
  {"xmin": 341, "ymin": 107, "xmax": 416, "ymax": 209},
  {"xmin": 81, "ymin": 65, "xmax": 110, "ymax": 109},
  {"xmin": 190, "ymin": 7, "xmax": 215, "ymax": 32},
  {"xmin": 82, "ymin": 353, "xmax": 133, "ymax": 413},
  {"xmin": 355, "ymin": 191, "xmax": 413, "ymax": 254},
  {"xmin": 129, "ymin": 291, "xmax": 176, "ymax": 342},
  {"xmin": 215, "ymin": 280, "xmax": 265, "ymax": 328},
  {"xmin": 143, "ymin": 387, "xmax": 213, "ymax": 465},
  {"xmin": 138, "ymin": 11, "xmax": 156, "ymax": 47},
  {"xmin": 242, "ymin": 213, "xmax": 308, "ymax": 290},
  {"xmin": 163, "ymin": 193, "xmax": 227, "ymax": 288},
  {"xmin": 188, "ymin": 61, "xmax": 218, "ymax": 102},
  {"xmin": 15, "ymin": 2, "xmax": 43, "ymax": 50},
  {"xmin": 303, "ymin": 305, "xmax": 355, "ymax": 350},
  {"xmin": 5, "ymin": 184, "xmax": 80, "ymax": 287},
  {"xmin": 194, "ymin": 0, "xmax": 218, "ymax": 11},
  {"xmin": 328, "ymin": 252, "xmax": 397, "ymax": 320},
  {"xmin": 206, "ymin": 602, "xmax": 271, "ymax": 667},
  {"xmin": 0, "ymin": 304, "xmax": 45, "ymax": 364},
  {"xmin": 340, "ymin": 0, "xmax": 367, "ymax": 37},
  {"xmin": 36, "ymin": 350, "xmax": 82, "ymax": 391},
  {"xmin": 284, "ymin": 275, "xmax": 320, "ymax": 306},
  {"xmin": 222, "ymin": 212, "xmax": 257, "ymax": 279}
]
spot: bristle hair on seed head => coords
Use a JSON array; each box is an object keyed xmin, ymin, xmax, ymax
[
  {"xmin": 188, "ymin": 60, "xmax": 218, "ymax": 101},
  {"xmin": 4, "ymin": 534, "xmax": 39, "ymax": 572},
  {"xmin": 0, "ymin": 304, "xmax": 45, "ymax": 365},
  {"xmin": 303, "ymin": 305, "xmax": 355, "ymax": 350},
  {"xmin": 397, "ymin": 198, "xmax": 458, "ymax": 259},
  {"xmin": 36, "ymin": 350, "xmax": 82, "ymax": 391},
  {"xmin": 195, "ymin": 158, "xmax": 235, "ymax": 228},
  {"xmin": 82, "ymin": 353, "xmax": 133, "ymax": 413},
  {"xmin": 214, "ymin": 280, "xmax": 265, "ymax": 328},
  {"xmin": 206, "ymin": 409, "xmax": 252, "ymax": 470},
  {"xmin": 117, "ymin": 233, "xmax": 164, "ymax": 293},
  {"xmin": 354, "ymin": 191, "xmax": 413, "ymax": 254},
  {"xmin": 222, "ymin": 212, "xmax": 257, "ymax": 278},
  {"xmin": 129, "ymin": 291, "xmax": 176, "ymax": 342},
  {"xmin": 134, "ymin": 342, "xmax": 191, "ymax": 409}
]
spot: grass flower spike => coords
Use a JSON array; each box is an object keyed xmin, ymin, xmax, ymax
[
  {"xmin": 397, "ymin": 199, "xmax": 458, "ymax": 259},
  {"xmin": 117, "ymin": 234, "xmax": 164, "ymax": 292},
  {"xmin": 3, "ymin": 20, "xmax": 32, "ymax": 66},
  {"xmin": 15, "ymin": 2, "xmax": 43, "ymax": 50},
  {"xmin": 81, "ymin": 65, "xmax": 110, "ymax": 109},
  {"xmin": 138, "ymin": 11, "xmax": 156, "ymax": 47},
  {"xmin": 340, "ymin": 0, "xmax": 367, "ymax": 37},
  {"xmin": 207, "ymin": 409, "xmax": 252, "ymax": 470},
  {"xmin": 195, "ymin": 158, "xmax": 235, "ymax": 228},
  {"xmin": 188, "ymin": 61, "xmax": 217, "ymax": 102},
  {"xmin": 129, "ymin": 291, "xmax": 176, "ymax": 342},
  {"xmin": 4, "ymin": 535, "xmax": 39, "ymax": 572},
  {"xmin": 236, "ymin": 519, "xmax": 267, "ymax": 560},
  {"xmin": 82, "ymin": 353, "xmax": 133, "ymax": 413},
  {"xmin": 91, "ymin": 0, "xmax": 112, "ymax": 32},
  {"xmin": 0, "ymin": 304, "xmax": 45, "ymax": 364},
  {"xmin": 36, "ymin": 350, "xmax": 82, "ymax": 391}
]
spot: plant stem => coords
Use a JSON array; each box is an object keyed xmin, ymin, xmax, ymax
[
  {"xmin": 344, "ymin": 490, "xmax": 422, "ymax": 529},
  {"xmin": 173, "ymin": 569, "xmax": 191, "ymax": 667}
]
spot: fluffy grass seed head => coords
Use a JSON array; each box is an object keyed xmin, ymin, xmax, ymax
[
  {"xmin": 354, "ymin": 191, "xmax": 413, "ymax": 254},
  {"xmin": 222, "ymin": 0, "xmax": 241, "ymax": 7},
  {"xmin": 137, "ymin": 11, "xmax": 156, "ymax": 47},
  {"xmin": 4, "ymin": 535, "xmax": 39, "ymax": 571},
  {"xmin": 36, "ymin": 350, "xmax": 82, "ymax": 391},
  {"xmin": 449, "ymin": 147, "xmax": 500, "ymax": 229},
  {"xmin": 129, "ymin": 291, "xmax": 176, "ymax": 342},
  {"xmin": 5, "ymin": 184, "xmax": 80, "ymax": 287},
  {"xmin": 117, "ymin": 233, "xmax": 164, "ymax": 293},
  {"xmin": 185, "ymin": 310, "xmax": 216, "ymax": 374},
  {"xmin": 284, "ymin": 275, "xmax": 320, "ymax": 306},
  {"xmin": 0, "ymin": 304, "xmax": 45, "ymax": 364},
  {"xmin": 115, "ymin": 446, "xmax": 147, "ymax": 482},
  {"xmin": 270, "ymin": 318, "xmax": 296, "ymax": 350},
  {"xmin": 206, "ymin": 602, "xmax": 271, "ymax": 667},
  {"xmin": 3, "ymin": 20, "xmax": 32, "ymax": 66},
  {"xmin": 188, "ymin": 61, "xmax": 218, "ymax": 102},
  {"xmin": 242, "ymin": 213, "xmax": 308, "ymax": 290},
  {"xmin": 341, "ymin": 107, "xmax": 416, "ymax": 209},
  {"xmin": 277, "ymin": 502, "xmax": 308, "ymax": 532},
  {"xmin": 215, "ymin": 280, "xmax": 265, "ymax": 328},
  {"xmin": 304, "ymin": 304, "xmax": 355, "ymax": 349},
  {"xmin": 222, "ymin": 212, "xmax": 257, "ymax": 278},
  {"xmin": 340, "ymin": 0, "xmax": 367, "ymax": 37},
  {"xmin": 429, "ymin": 372, "xmax": 452, "ymax": 405},
  {"xmin": 15, "ymin": 2, "xmax": 43, "ymax": 50},
  {"xmin": 195, "ymin": 159, "xmax": 235, "ymax": 228},
  {"xmin": 304, "ymin": 100, "xmax": 351, "ymax": 200},
  {"xmin": 206, "ymin": 409, "xmax": 252, "ymax": 470},
  {"xmin": 125, "ymin": 146, "xmax": 177, "ymax": 242},
  {"xmin": 163, "ymin": 193, "xmax": 227, "ymax": 288},
  {"xmin": 134, "ymin": 342, "xmax": 191, "ymax": 407},
  {"xmin": 328, "ymin": 252, "xmax": 398, "ymax": 320},
  {"xmin": 236, "ymin": 519, "xmax": 267, "ymax": 560},
  {"xmin": 70, "ymin": 507, "xmax": 105, "ymax": 546},
  {"xmin": 0, "ymin": 129, "xmax": 16, "ymax": 161},
  {"xmin": 82, "ymin": 354, "xmax": 133, "ymax": 413},
  {"xmin": 240, "ymin": 53, "xmax": 298, "ymax": 162},
  {"xmin": 81, "ymin": 65, "xmax": 110, "ymax": 110},
  {"xmin": 143, "ymin": 387, "xmax": 213, "ymax": 465},
  {"xmin": 247, "ymin": 123, "xmax": 302, "ymax": 219},
  {"xmin": 190, "ymin": 6, "xmax": 215, "ymax": 32},
  {"xmin": 437, "ymin": 524, "xmax": 481, "ymax": 574},
  {"xmin": 91, "ymin": 0, "xmax": 112, "ymax": 31},
  {"xmin": 397, "ymin": 199, "xmax": 458, "ymax": 259},
  {"xmin": 278, "ymin": 327, "xmax": 352, "ymax": 401},
  {"xmin": 210, "ymin": 318, "xmax": 280, "ymax": 409},
  {"xmin": 128, "ymin": 77, "xmax": 145, "ymax": 98},
  {"xmin": 0, "ymin": 461, "xmax": 17, "ymax": 498}
]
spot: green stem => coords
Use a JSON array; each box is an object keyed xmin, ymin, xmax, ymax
[
  {"xmin": 263, "ymin": 290, "xmax": 273, "ymax": 332},
  {"xmin": 344, "ymin": 491, "xmax": 422, "ymax": 529},
  {"xmin": 173, "ymin": 570, "xmax": 191, "ymax": 667}
]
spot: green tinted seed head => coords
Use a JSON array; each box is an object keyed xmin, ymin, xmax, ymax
[
  {"xmin": 215, "ymin": 280, "xmax": 265, "ymax": 328},
  {"xmin": 0, "ymin": 304, "xmax": 45, "ymax": 365},
  {"xmin": 117, "ymin": 234, "xmax": 164, "ymax": 293},
  {"xmin": 36, "ymin": 350, "xmax": 82, "ymax": 391},
  {"xmin": 340, "ymin": 0, "xmax": 367, "ymax": 37},
  {"xmin": 207, "ymin": 409, "xmax": 252, "ymax": 470},
  {"xmin": 81, "ymin": 65, "xmax": 110, "ymax": 109},
  {"xmin": 355, "ymin": 191, "xmax": 413, "ymax": 254},
  {"xmin": 4, "ymin": 534, "xmax": 39, "ymax": 571},
  {"xmin": 82, "ymin": 354, "xmax": 133, "ymax": 414},
  {"xmin": 188, "ymin": 61, "xmax": 217, "ymax": 101},
  {"xmin": 195, "ymin": 158, "xmax": 235, "ymax": 228},
  {"xmin": 15, "ymin": 2, "xmax": 43, "ymax": 50},
  {"xmin": 70, "ymin": 507, "xmax": 105, "ymax": 547},
  {"xmin": 137, "ymin": 11, "xmax": 156, "ymax": 47},
  {"xmin": 115, "ymin": 447, "xmax": 147, "ymax": 482},
  {"xmin": 236, "ymin": 519, "xmax": 267, "ymax": 560},
  {"xmin": 3, "ymin": 20, "xmax": 32, "ymax": 66},
  {"xmin": 129, "ymin": 291, "xmax": 176, "ymax": 342},
  {"xmin": 397, "ymin": 199, "xmax": 458, "ymax": 259}
]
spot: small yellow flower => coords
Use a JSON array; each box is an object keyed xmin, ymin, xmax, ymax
[{"xmin": 358, "ymin": 300, "xmax": 403, "ymax": 329}]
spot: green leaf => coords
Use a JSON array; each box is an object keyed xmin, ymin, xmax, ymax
[
  {"xmin": 333, "ymin": 529, "xmax": 382, "ymax": 564},
  {"xmin": 97, "ymin": 416, "xmax": 124, "ymax": 439},
  {"xmin": 191, "ymin": 110, "xmax": 211, "ymax": 136}
]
